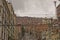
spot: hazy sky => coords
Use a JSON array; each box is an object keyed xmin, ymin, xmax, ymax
[{"xmin": 8, "ymin": 0, "xmax": 60, "ymax": 18}]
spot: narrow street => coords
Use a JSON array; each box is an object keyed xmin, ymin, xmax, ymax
[{"xmin": 0, "ymin": 0, "xmax": 60, "ymax": 40}]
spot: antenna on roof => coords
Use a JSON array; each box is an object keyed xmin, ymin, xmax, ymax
[{"xmin": 54, "ymin": 1, "xmax": 58, "ymax": 19}]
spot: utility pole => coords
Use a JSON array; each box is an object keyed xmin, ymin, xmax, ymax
[{"xmin": 54, "ymin": 1, "xmax": 58, "ymax": 19}]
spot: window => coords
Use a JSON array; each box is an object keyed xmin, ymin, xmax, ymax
[
  {"xmin": 0, "ymin": 5, "xmax": 3, "ymax": 13},
  {"xmin": 0, "ymin": 21, "xmax": 1, "ymax": 23}
]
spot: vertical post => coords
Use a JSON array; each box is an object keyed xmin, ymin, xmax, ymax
[{"xmin": 54, "ymin": 0, "xmax": 57, "ymax": 33}]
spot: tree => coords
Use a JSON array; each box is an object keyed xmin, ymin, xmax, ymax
[{"xmin": 21, "ymin": 25, "xmax": 25, "ymax": 37}]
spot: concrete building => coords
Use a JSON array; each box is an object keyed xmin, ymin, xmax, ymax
[
  {"xmin": 13, "ymin": 14, "xmax": 17, "ymax": 40},
  {"xmin": 0, "ymin": 0, "xmax": 16, "ymax": 40},
  {"xmin": 57, "ymin": 4, "xmax": 60, "ymax": 40},
  {"xmin": 57, "ymin": 4, "xmax": 60, "ymax": 26},
  {"xmin": 7, "ymin": 2, "xmax": 16, "ymax": 40},
  {"xmin": 0, "ymin": 0, "xmax": 9, "ymax": 40}
]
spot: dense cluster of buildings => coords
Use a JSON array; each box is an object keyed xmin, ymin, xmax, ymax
[
  {"xmin": 16, "ymin": 2, "xmax": 60, "ymax": 40},
  {"xmin": 0, "ymin": 0, "xmax": 60, "ymax": 40}
]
